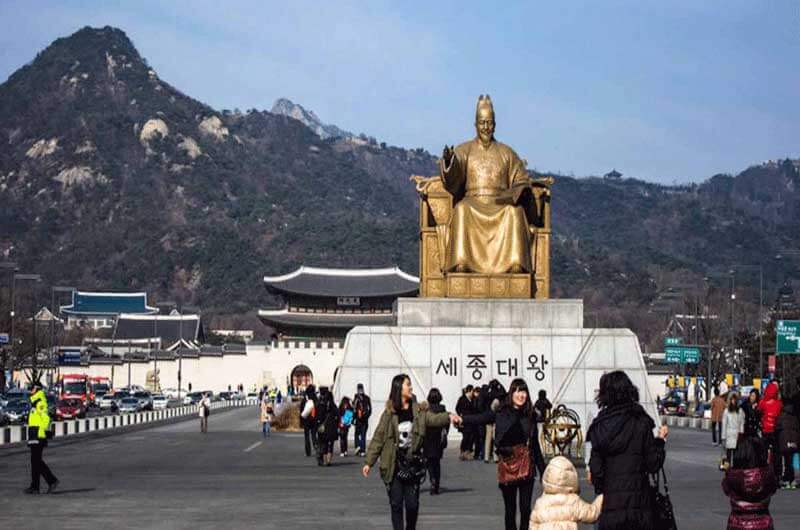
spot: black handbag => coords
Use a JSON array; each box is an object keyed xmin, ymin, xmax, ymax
[{"xmin": 651, "ymin": 467, "xmax": 677, "ymax": 530}]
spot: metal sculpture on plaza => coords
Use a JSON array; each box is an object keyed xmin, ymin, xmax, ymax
[
  {"xmin": 412, "ymin": 95, "xmax": 553, "ymax": 299},
  {"xmin": 541, "ymin": 404, "xmax": 583, "ymax": 458}
]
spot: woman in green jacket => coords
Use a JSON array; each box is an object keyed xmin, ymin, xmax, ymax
[{"xmin": 362, "ymin": 374, "xmax": 457, "ymax": 530}]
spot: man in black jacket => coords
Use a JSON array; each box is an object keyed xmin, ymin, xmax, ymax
[
  {"xmin": 456, "ymin": 385, "xmax": 475, "ymax": 460},
  {"xmin": 352, "ymin": 383, "xmax": 372, "ymax": 457}
]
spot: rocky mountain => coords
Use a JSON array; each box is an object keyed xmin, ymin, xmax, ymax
[
  {"xmin": 1, "ymin": 26, "xmax": 799, "ymax": 347},
  {"xmin": 270, "ymin": 97, "xmax": 355, "ymax": 141}
]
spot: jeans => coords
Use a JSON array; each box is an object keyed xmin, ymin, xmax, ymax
[
  {"xmin": 500, "ymin": 479, "xmax": 534, "ymax": 530},
  {"xmin": 29, "ymin": 443, "xmax": 57, "ymax": 491},
  {"xmin": 711, "ymin": 421, "xmax": 722, "ymax": 444},
  {"xmin": 387, "ymin": 475, "xmax": 420, "ymax": 530},
  {"xmin": 783, "ymin": 451, "xmax": 797, "ymax": 483},
  {"xmin": 340, "ymin": 426, "xmax": 350, "ymax": 454},
  {"xmin": 355, "ymin": 422, "xmax": 368, "ymax": 453},
  {"xmin": 304, "ymin": 424, "xmax": 318, "ymax": 456},
  {"xmin": 262, "ymin": 421, "xmax": 270, "ymax": 437}
]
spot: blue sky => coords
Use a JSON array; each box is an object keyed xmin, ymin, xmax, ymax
[{"xmin": 1, "ymin": 0, "xmax": 797, "ymax": 183}]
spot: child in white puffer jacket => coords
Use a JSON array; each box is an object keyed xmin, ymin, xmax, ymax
[{"xmin": 530, "ymin": 456, "xmax": 603, "ymax": 530}]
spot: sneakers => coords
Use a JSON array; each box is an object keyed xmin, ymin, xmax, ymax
[
  {"xmin": 47, "ymin": 480, "xmax": 59, "ymax": 494},
  {"xmin": 340, "ymin": 452, "xmax": 346, "ymax": 458}
]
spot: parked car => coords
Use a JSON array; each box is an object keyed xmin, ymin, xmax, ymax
[
  {"xmin": 55, "ymin": 398, "xmax": 87, "ymax": 420},
  {"xmin": 4, "ymin": 389, "xmax": 29, "ymax": 404},
  {"xmin": 118, "ymin": 397, "xmax": 141, "ymax": 414},
  {"xmin": 132, "ymin": 391, "xmax": 153, "ymax": 411},
  {"xmin": 4, "ymin": 399, "xmax": 31, "ymax": 423},
  {"xmin": 217, "ymin": 391, "xmax": 232, "ymax": 401},
  {"xmin": 152, "ymin": 395, "xmax": 169, "ymax": 410}
]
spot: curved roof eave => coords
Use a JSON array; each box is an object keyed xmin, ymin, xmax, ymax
[{"xmin": 263, "ymin": 266, "xmax": 419, "ymax": 297}]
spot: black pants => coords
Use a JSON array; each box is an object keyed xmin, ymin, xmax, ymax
[
  {"xmin": 764, "ymin": 433, "xmax": 782, "ymax": 479},
  {"xmin": 460, "ymin": 428, "xmax": 473, "ymax": 454},
  {"xmin": 355, "ymin": 422, "xmax": 368, "ymax": 453},
  {"xmin": 304, "ymin": 424, "xmax": 318, "ymax": 456},
  {"xmin": 387, "ymin": 475, "xmax": 420, "ymax": 530},
  {"xmin": 499, "ymin": 479, "xmax": 534, "ymax": 530},
  {"xmin": 339, "ymin": 426, "xmax": 350, "ymax": 454},
  {"xmin": 712, "ymin": 421, "xmax": 722, "ymax": 444},
  {"xmin": 427, "ymin": 457, "xmax": 441, "ymax": 487},
  {"xmin": 29, "ymin": 443, "xmax": 57, "ymax": 491},
  {"xmin": 474, "ymin": 425, "xmax": 486, "ymax": 460}
]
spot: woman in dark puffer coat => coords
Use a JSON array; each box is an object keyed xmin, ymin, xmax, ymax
[
  {"xmin": 586, "ymin": 371, "xmax": 668, "ymax": 530},
  {"xmin": 722, "ymin": 436, "xmax": 778, "ymax": 530}
]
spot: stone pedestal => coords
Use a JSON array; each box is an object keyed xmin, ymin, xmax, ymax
[{"xmin": 334, "ymin": 298, "xmax": 658, "ymax": 440}]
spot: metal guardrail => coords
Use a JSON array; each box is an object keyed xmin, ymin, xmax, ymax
[{"xmin": 0, "ymin": 398, "xmax": 258, "ymax": 446}]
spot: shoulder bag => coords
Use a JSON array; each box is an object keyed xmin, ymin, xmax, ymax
[
  {"xmin": 651, "ymin": 467, "xmax": 677, "ymax": 530},
  {"xmin": 497, "ymin": 416, "xmax": 533, "ymax": 485}
]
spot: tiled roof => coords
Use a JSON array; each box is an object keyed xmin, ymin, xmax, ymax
[
  {"xmin": 264, "ymin": 266, "xmax": 419, "ymax": 297},
  {"xmin": 61, "ymin": 291, "xmax": 158, "ymax": 316},
  {"xmin": 258, "ymin": 307, "xmax": 395, "ymax": 329},
  {"xmin": 113, "ymin": 314, "xmax": 203, "ymax": 350}
]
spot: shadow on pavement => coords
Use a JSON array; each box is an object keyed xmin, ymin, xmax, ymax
[{"xmin": 51, "ymin": 488, "xmax": 97, "ymax": 495}]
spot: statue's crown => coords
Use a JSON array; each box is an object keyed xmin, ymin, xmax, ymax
[{"xmin": 476, "ymin": 94, "xmax": 494, "ymax": 117}]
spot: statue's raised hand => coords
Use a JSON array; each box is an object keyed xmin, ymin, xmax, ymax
[{"xmin": 442, "ymin": 145, "xmax": 454, "ymax": 165}]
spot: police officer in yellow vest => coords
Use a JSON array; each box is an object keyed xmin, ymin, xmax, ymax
[{"xmin": 25, "ymin": 381, "xmax": 59, "ymax": 494}]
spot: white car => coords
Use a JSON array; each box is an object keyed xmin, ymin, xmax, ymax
[
  {"xmin": 152, "ymin": 395, "xmax": 169, "ymax": 410},
  {"xmin": 99, "ymin": 394, "xmax": 117, "ymax": 410},
  {"xmin": 118, "ymin": 398, "xmax": 141, "ymax": 414}
]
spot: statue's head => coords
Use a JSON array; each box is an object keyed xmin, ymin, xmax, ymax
[{"xmin": 474, "ymin": 94, "xmax": 495, "ymax": 146}]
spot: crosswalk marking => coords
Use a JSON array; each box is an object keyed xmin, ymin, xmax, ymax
[{"xmin": 243, "ymin": 441, "xmax": 263, "ymax": 453}]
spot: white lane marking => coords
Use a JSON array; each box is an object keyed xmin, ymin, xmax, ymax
[{"xmin": 244, "ymin": 441, "xmax": 263, "ymax": 453}]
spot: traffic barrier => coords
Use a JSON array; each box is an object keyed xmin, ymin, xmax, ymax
[{"xmin": 0, "ymin": 399, "xmax": 257, "ymax": 447}]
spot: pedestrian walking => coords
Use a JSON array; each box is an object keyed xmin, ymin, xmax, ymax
[
  {"xmin": 24, "ymin": 382, "xmax": 58, "ymax": 495},
  {"xmin": 316, "ymin": 386, "xmax": 339, "ymax": 466},
  {"xmin": 423, "ymin": 387, "xmax": 449, "ymax": 495},
  {"xmin": 260, "ymin": 396, "xmax": 272, "ymax": 438},
  {"xmin": 529, "ymin": 455, "xmax": 603, "ymax": 530},
  {"xmin": 474, "ymin": 385, "xmax": 487, "ymax": 461},
  {"xmin": 722, "ymin": 392, "xmax": 745, "ymax": 468},
  {"xmin": 483, "ymin": 379, "xmax": 506, "ymax": 463},
  {"xmin": 339, "ymin": 396, "xmax": 354, "ymax": 457},
  {"xmin": 362, "ymin": 374, "xmax": 456, "ymax": 530},
  {"xmin": 722, "ymin": 436, "xmax": 777, "ymax": 530},
  {"xmin": 300, "ymin": 385, "xmax": 318, "ymax": 457},
  {"xmin": 198, "ymin": 392, "xmax": 211, "ymax": 433},
  {"xmin": 353, "ymin": 383, "xmax": 372, "ymax": 457},
  {"xmin": 758, "ymin": 381, "xmax": 783, "ymax": 480},
  {"xmin": 776, "ymin": 402, "xmax": 800, "ymax": 488},
  {"xmin": 460, "ymin": 378, "xmax": 547, "ymax": 530},
  {"xmin": 586, "ymin": 370, "xmax": 668, "ymax": 530},
  {"xmin": 711, "ymin": 387, "xmax": 727, "ymax": 446},
  {"xmin": 456, "ymin": 384, "xmax": 476, "ymax": 460},
  {"xmin": 533, "ymin": 389, "xmax": 552, "ymax": 424},
  {"xmin": 742, "ymin": 388, "xmax": 762, "ymax": 437}
]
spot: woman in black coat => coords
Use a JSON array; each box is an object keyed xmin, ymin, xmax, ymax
[
  {"xmin": 316, "ymin": 386, "xmax": 340, "ymax": 466},
  {"xmin": 586, "ymin": 371, "xmax": 668, "ymax": 530},
  {"xmin": 423, "ymin": 387, "xmax": 449, "ymax": 495},
  {"xmin": 742, "ymin": 388, "xmax": 762, "ymax": 437},
  {"xmin": 461, "ymin": 378, "xmax": 546, "ymax": 530}
]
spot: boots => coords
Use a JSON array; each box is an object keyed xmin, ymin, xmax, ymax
[
  {"xmin": 430, "ymin": 481, "xmax": 439, "ymax": 495},
  {"xmin": 324, "ymin": 453, "xmax": 332, "ymax": 466}
]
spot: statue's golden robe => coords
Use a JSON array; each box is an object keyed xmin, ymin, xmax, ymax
[{"xmin": 439, "ymin": 138, "xmax": 532, "ymax": 274}]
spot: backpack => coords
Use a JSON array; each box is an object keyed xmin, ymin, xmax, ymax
[{"xmin": 342, "ymin": 409, "xmax": 354, "ymax": 427}]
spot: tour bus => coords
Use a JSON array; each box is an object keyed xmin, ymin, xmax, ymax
[
  {"xmin": 89, "ymin": 376, "xmax": 112, "ymax": 404},
  {"xmin": 60, "ymin": 373, "xmax": 90, "ymax": 406}
]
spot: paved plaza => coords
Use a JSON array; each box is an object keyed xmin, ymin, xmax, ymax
[{"xmin": 1, "ymin": 406, "xmax": 799, "ymax": 529}]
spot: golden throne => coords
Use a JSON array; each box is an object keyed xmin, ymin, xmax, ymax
[{"xmin": 411, "ymin": 174, "xmax": 552, "ymax": 299}]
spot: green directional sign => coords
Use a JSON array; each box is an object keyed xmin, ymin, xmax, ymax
[
  {"xmin": 664, "ymin": 337, "xmax": 683, "ymax": 346},
  {"xmin": 665, "ymin": 346, "xmax": 701, "ymax": 364},
  {"xmin": 777, "ymin": 320, "xmax": 800, "ymax": 355}
]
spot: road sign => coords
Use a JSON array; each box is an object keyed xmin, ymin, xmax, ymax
[
  {"xmin": 665, "ymin": 346, "xmax": 701, "ymax": 364},
  {"xmin": 664, "ymin": 337, "xmax": 682, "ymax": 346},
  {"xmin": 777, "ymin": 320, "xmax": 800, "ymax": 355},
  {"xmin": 0, "ymin": 333, "xmax": 8, "ymax": 344}
]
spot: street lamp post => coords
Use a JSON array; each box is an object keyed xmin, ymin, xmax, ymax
[
  {"xmin": 0, "ymin": 262, "xmax": 18, "ymax": 389},
  {"xmin": 13, "ymin": 274, "xmax": 42, "ymax": 382}
]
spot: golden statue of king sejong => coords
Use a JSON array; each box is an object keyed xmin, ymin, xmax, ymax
[{"xmin": 413, "ymin": 95, "xmax": 552, "ymax": 299}]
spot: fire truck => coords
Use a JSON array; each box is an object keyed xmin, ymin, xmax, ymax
[{"xmin": 60, "ymin": 373, "xmax": 90, "ymax": 406}]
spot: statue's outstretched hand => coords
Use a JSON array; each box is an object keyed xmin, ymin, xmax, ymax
[{"xmin": 442, "ymin": 145, "xmax": 454, "ymax": 166}]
